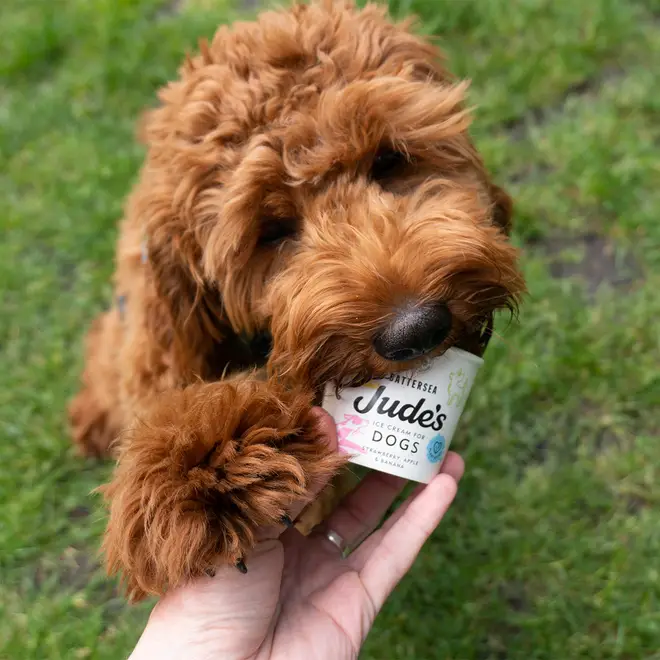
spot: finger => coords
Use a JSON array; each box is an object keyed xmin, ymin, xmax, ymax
[
  {"xmin": 313, "ymin": 470, "xmax": 407, "ymax": 554},
  {"xmin": 258, "ymin": 407, "xmax": 339, "ymax": 540},
  {"xmin": 357, "ymin": 472, "xmax": 458, "ymax": 609},
  {"xmin": 348, "ymin": 452, "xmax": 463, "ymax": 566},
  {"xmin": 309, "ymin": 406, "xmax": 338, "ymax": 453},
  {"xmin": 437, "ymin": 451, "xmax": 465, "ymax": 483},
  {"xmin": 380, "ymin": 452, "xmax": 463, "ymax": 533}
]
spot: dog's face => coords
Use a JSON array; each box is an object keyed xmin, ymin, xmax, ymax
[{"xmin": 139, "ymin": 2, "xmax": 525, "ymax": 389}]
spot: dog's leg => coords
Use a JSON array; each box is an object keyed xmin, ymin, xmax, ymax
[
  {"xmin": 69, "ymin": 309, "xmax": 123, "ymax": 458},
  {"xmin": 100, "ymin": 377, "xmax": 346, "ymax": 601}
]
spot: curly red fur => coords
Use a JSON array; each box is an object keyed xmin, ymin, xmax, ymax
[
  {"xmin": 69, "ymin": 0, "xmax": 525, "ymax": 601},
  {"xmin": 101, "ymin": 378, "xmax": 344, "ymax": 600}
]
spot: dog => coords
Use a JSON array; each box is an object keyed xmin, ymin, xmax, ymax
[{"xmin": 68, "ymin": 0, "xmax": 525, "ymax": 601}]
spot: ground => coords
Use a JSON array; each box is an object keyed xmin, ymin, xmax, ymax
[{"xmin": 1, "ymin": 0, "xmax": 659, "ymax": 658}]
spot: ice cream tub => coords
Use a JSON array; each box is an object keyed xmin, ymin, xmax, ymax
[{"xmin": 322, "ymin": 347, "xmax": 483, "ymax": 483}]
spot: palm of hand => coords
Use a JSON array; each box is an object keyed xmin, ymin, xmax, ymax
[{"xmin": 262, "ymin": 532, "xmax": 375, "ymax": 659}]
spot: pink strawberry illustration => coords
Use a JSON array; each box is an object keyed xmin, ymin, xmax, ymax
[{"xmin": 335, "ymin": 414, "xmax": 368, "ymax": 454}]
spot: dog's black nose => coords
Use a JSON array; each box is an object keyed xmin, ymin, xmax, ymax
[{"xmin": 373, "ymin": 302, "xmax": 452, "ymax": 362}]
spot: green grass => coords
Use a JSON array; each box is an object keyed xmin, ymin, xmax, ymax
[{"xmin": 1, "ymin": 0, "xmax": 659, "ymax": 658}]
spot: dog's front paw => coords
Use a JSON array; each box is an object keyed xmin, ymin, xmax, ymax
[{"xmin": 101, "ymin": 379, "xmax": 344, "ymax": 601}]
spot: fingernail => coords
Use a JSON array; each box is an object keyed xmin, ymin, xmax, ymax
[
  {"xmin": 235, "ymin": 559, "xmax": 248, "ymax": 574},
  {"xmin": 280, "ymin": 514, "xmax": 293, "ymax": 528}
]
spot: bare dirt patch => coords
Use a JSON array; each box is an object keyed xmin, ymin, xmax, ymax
[{"xmin": 531, "ymin": 233, "xmax": 642, "ymax": 298}]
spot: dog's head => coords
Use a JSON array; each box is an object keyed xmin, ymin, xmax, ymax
[{"xmin": 137, "ymin": 1, "xmax": 525, "ymax": 389}]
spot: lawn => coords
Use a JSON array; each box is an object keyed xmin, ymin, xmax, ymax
[{"xmin": 1, "ymin": 0, "xmax": 659, "ymax": 658}]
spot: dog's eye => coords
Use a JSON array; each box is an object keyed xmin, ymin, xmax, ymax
[
  {"xmin": 370, "ymin": 148, "xmax": 409, "ymax": 183},
  {"xmin": 257, "ymin": 217, "xmax": 298, "ymax": 247}
]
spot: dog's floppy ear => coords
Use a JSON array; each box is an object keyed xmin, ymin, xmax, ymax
[
  {"xmin": 130, "ymin": 79, "xmax": 245, "ymax": 380},
  {"xmin": 490, "ymin": 183, "xmax": 513, "ymax": 235},
  {"xmin": 136, "ymin": 186, "xmax": 268, "ymax": 382}
]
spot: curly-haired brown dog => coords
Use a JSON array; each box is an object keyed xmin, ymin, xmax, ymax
[{"xmin": 69, "ymin": 0, "xmax": 525, "ymax": 601}]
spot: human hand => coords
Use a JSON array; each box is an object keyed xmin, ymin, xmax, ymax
[{"xmin": 130, "ymin": 408, "xmax": 464, "ymax": 660}]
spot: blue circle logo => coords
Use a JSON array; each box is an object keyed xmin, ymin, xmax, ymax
[{"xmin": 426, "ymin": 435, "xmax": 446, "ymax": 464}]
